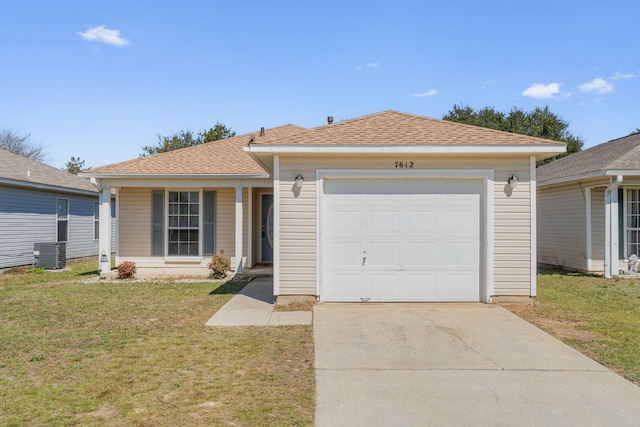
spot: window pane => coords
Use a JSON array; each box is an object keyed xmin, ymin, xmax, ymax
[
  {"xmin": 189, "ymin": 192, "xmax": 199, "ymax": 203},
  {"xmin": 189, "ymin": 216, "xmax": 198, "ymax": 227},
  {"xmin": 179, "ymin": 192, "xmax": 188, "ymax": 202},
  {"xmin": 169, "ymin": 216, "xmax": 178, "ymax": 227},
  {"xmin": 57, "ymin": 199, "xmax": 68, "ymax": 218},
  {"xmin": 58, "ymin": 221, "xmax": 68, "ymax": 242},
  {"xmin": 94, "ymin": 202, "xmax": 99, "ymax": 219},
  {"xmin": 169, "ymin": 243, "xmax": 179, "ymax": 255},
  {"xmin": 190, "ymin": 203, "xmax": 199, "ymax": 214}
]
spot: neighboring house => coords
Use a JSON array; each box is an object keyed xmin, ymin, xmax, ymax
[
  {"xmin": 0, "ymin": 148, "xmax": 116, "ymax": 269},
  {"xmin": 537, "ymin": 133, "xmax": 640, "ymax": 278},
  {"xmin": 83, "ymin": 110, "xmax": 563, "ymax": 303}
]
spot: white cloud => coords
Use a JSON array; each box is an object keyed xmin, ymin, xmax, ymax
[
  {"xmin": 609, "ymin": 72, "xmax": 634, "ymax": 80},
  {"xmin": 522, "ymin": 83, "xmax": 563, "ymax": 99},
  {"xmin": 413, "ymin": 89, "xmax": 438, "ymax": 97},
  {"xmin": 78, "ymin": 25, "xmax": 130, "ymax": 46},
  {"xmin": 578, "ymin": 78, "xmax": 614, "ymax": 94},
  {"xmin": 480, "ymin": 80, "xmax": 496, "ymax": 89},
  {"xmin": 356, "ymin": 62, "xmax": 378, "ymax": 71}
]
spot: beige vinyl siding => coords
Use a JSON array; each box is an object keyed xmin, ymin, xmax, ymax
[
  {"xmin": 118, "ymin": 188, "xmax": 152, "ymax": 257},
  {"xmin": 537, "ymin": 183, "xmax": 587, "ymax": 270},
  {"xmin": 590, "ymin": 187, "xmax": 605, "ymax": 271},
  {"xmin": 211, "ymin": 187, "xmax": 236, "ymax": 260},
  {"xmin": 278, "ymin": 155, "xmax": 533, "ymax": 297}
]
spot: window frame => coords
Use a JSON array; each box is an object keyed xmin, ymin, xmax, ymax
[
  {"xmin": 57, "ymin": 198, "xmax": 69, "ymax": 242},
  {"xmin": 624, "ymin": 187, "xmax": 640, "ymax": 257},
  {"xmin": 165, "ymin": 189, "xmax": 203, "ymax": 258},
  {"xmin": 93, "ymin": 201, "xmax": 100, "ymax": 240}
]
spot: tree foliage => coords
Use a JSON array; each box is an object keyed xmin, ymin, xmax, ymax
[
  {"xmin": 629, "ymin": 128, "xmax": 640, "ymax": 136},
  {"xmin": 63, "ymin": 156, "xmax": 87, "ymax": 175},
  {"xmin": 140, "ymin": 122, "xmax": 236, "ymax": 157},
  {"xmin": 0, "ymin": 129, "xmax": 46, "ymax": 162},
  {"xmin": 442, "ymin": 105, "xmax": 583, "ymax": 165}
]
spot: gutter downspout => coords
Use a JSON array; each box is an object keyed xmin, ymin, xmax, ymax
[{"xmin": 604, "ymin": 175, "xmax": 623, "ymax": 278}]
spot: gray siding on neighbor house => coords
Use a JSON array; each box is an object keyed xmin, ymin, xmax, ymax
[{"xmin": 0, "ymin": 185, "xmax": 116, "ymax": 268}]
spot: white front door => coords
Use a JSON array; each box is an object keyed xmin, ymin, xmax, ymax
[{"xmin": 321, "ymin": 178, "xmax": 481, "ymax": 302}]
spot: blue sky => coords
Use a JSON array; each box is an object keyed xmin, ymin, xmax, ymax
[{"xmin": 2, "ymin": 0, "xmax": 639, "ymax": 169}]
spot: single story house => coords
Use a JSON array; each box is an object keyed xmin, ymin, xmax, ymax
[
  {"xmin": 0, "ymin": 148, "xmax": 116, "ymax": 269},
  {"xmin": 83, "ymin": 110, "xmax": 564, "ymax": 302},
  {"xmin": 537, "ymin": 132, "xmax": 640, "ymax": 277}
]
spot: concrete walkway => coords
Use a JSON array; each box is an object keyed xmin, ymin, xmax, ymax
[
  {"xmin": 205, "ymin": 277, "xmax": 312, "ymax": 326},
  {"xmin": 314, "ymin": 303, "xmax": 640, "ymax": 426}
]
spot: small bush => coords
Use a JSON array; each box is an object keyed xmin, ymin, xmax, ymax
[
  {"xmin": 208, "ymin": 255, "xmax": 230, "ymax": 279},
  {"xmin": 116, "ymin": 261, "xmax": 136, "ymax": 279}
]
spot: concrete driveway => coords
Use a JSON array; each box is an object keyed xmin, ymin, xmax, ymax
[{"xmin": 314, "ymin": 303, "xmax": 640, "ymax": 426}]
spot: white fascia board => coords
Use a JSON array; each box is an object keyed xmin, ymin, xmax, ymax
[
  {"xmin": 80, "ymin": 173, "xmax": 270, "ymax": 180},
  {"xmin": 0, "ymin": 177, "xmax": 98, "ymax": 197},
  {"xmin": 538, "ymin": 170, "xmax": 640, "ymax": 187},
  {"xmin": 246, "ymin": 144, "xmax": 566, "ymax": 155}
]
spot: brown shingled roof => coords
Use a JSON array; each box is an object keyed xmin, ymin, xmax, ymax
[
  {"xmin": 0, "ymin": 148, "xmax": 97, "ymax": 193},
  {"xmin": 249, "ymin": 110, "xmax": 562, "ymax": 146},
  {"xmin": 537, "ymin": 133, "xmax": 640, "ymax": 183},
  {"xmin": 86, "ymin": 124, "xmax": 305, "ymax": 175}
]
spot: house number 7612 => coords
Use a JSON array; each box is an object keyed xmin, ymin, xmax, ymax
[{"xmin": 395, "ymin": 161, "xmax": 414, "ymax": 168}]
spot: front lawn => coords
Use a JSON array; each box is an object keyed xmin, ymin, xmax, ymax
[
  {"xmin": 505, "ymin": 269, "xmax": 640, "ymax": 386},
  {"xmin": 0, "ymin": 264, "xmax": 314, "ymax": 426}
]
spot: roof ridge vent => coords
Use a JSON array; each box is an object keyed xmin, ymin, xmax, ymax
[
  {"xmin": 327, "ymin": 116, "xmax": 333, "ymax": 125},
  {"xmin": 260, "ymin": 127, "xmax": 265, "ymax": 136}
]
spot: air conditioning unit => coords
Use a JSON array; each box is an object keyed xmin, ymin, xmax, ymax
[{"xmin": 34, "ymin": 242, "xmax": 66, "ymax": 270}]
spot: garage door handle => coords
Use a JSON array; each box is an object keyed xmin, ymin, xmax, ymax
[{"xmin": 362, "ymin": 256, "xmax": 367, "ymax": 266}]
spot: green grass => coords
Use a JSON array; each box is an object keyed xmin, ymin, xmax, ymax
[
  {"xmin": 0, "ymin": 263, "xmax": 315, "ymax": 426},
  {"xmin": 506, "ymin": 269, "xmax": 640, "ymax": 385}
]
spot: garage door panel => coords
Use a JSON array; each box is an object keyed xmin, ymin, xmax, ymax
[
  {"xmin": 326, "ymin": 210, "xmax": 361, "ymax": 234},
  {"xmin": 323, "ymin": 272, "xmax": 362, "ymax": 301},
  {"xmin": 406, "ymin": 272, "xmax": 439, "ymax": 298},
  {"xmin": 407, "ymin": 210, "xmax": 437, "ymax": 234},
  {"xmin": 406, "ymin": 242, "xmax": 438, "ymax": 266},
  {"xmin": 367, "ymin": 242, "xmax": 400, "ymax": 267},
  {"xmin": 443, "ymin": 242, "xmax": 479, "ymax": 267},
  {"xmin": 440, "ymin": 210, "xmax": 478, "ymax": 235},
  {"xmin": 441, "ymin": 273, "xmax": 479, "ymax": 300},
  {"xmin": 326, "ymin": 242, "xmax": 362, "ymax": 267},
  {"xmin": 365, "ymin": 272, "xmax": 401, "ymax": 300},
  {"xmin": 368, "ymin": 210, "xmax": 400, "ymax": 234}
]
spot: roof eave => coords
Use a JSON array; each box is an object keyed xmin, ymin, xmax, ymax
[
  {"xmin": 0, "ymin": 177, "xmax": 98, "ymax": 196},
  {"xmin": 538, "ymin": 170, "xmax": 640, "ymax": 187},
  {"xmin": 80, "ymin": 172, "xmax": 271, "ymax": 180},
  {"xmin": 246, "ymin": 144, "xmax": 566, "ymax": 157}
]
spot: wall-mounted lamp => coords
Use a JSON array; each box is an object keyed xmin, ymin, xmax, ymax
[
  {"xmin": 100, "ymin": 250, "xmax": 108, "ymax": 264},
  {"xmin": 508, "ymin": 174, "xmax": 519, "ymax": 189},
  {"xmin": 295, "ymin": 174, "xmax": 304, "ymax": 188}
]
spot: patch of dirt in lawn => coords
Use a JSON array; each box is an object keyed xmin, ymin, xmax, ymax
[
  {"xmin": 76, "ymin": 408, "xmax": 119, "ymax": 419},
  {"xmin": 501, "ymin": 303, "xmax": 602, "ymax": 344}
]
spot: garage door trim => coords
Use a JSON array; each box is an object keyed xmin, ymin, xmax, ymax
[{"xmin": 316, "ymin": 169, "xmax": 495, "ymax": 303}]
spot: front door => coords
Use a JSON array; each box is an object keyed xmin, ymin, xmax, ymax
[{"xmin": 261, "ymin": 194, "xmax": 274, "ymax": 262}]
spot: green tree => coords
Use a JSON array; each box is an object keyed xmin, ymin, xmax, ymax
[
  {"xmin": 0, "ymin": 129, "xmax": 46, "ymax": 162},
  {"xmin": 442, "ymin": 105, "xmax": 583, "ymax": 165},
  {"xmin": 140, "ymin": 121, "xmax": 236, "ymax": 157},
  {"xmin": 629, "ymin": 128, "xmax": 640, "ymax": 136},
  {"xmin": 62, "ymin": 156, "xmax": 87, "ymax": 175}
]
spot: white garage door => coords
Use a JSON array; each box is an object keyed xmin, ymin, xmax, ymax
[{"xmin": 321, "ymin": 178, "xmax": 481, "ymax": 302}]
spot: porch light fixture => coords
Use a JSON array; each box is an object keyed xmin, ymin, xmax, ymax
[
  {"xmin": 100, "ymin": 250, "xmax": 108, "ymax": 264},
  {"xmin": 508, "ymin": 174, "xmax": 519, "ymax": 189},
  {"xmin": 295, "ymin": 174, "xmax": 304, "ymax": 188}
]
